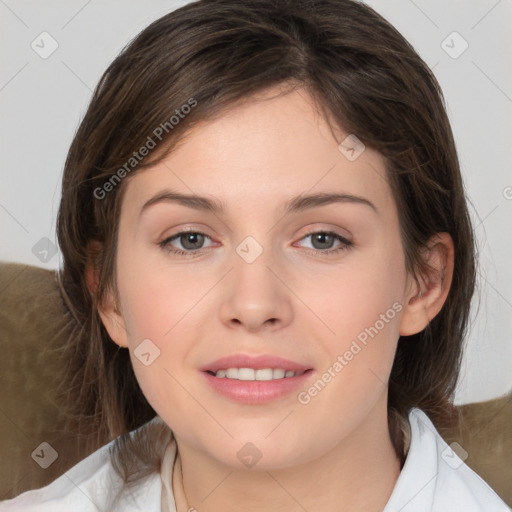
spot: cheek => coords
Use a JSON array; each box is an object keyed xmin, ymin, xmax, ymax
[
  {"xmin": 300, "ymin": 240, "xmax": 406, "ymax": 403},
  {"xmin": 114, "ymin": 246, "xmax": 213, "ymax": 415},
  {"xmin": 116, "ymin": 243, "xmax": 206, "ymax": 341},
  {"xmin": 301, "ymin": 239, "xmax": 406, "ymax": 346}
]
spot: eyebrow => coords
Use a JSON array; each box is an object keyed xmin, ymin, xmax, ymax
[{"xmin": 139, "ymin": 189, "xmax": 378, "ymax": 217}]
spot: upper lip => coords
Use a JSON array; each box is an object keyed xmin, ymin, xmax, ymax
[{"xmin": 200, "ymin": 354, "xmax": 312, "ymax": 373}]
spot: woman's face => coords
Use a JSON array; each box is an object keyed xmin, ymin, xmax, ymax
[{"xmin": 104, "ymin": 85, "xmax": 417, "ymax": 470}]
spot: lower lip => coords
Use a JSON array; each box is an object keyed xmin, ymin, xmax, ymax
[{"xmin": 202, "ymin": 370, "xmax": 314, "ymax": 404}]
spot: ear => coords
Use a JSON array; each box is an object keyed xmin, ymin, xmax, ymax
[
  {"xmin": 85, "ymin": 240, "xmax": 129, "ymax": 348},
  {"xmin": 399, "ymin": 232, "xmax": 454, "ymax": 336}
]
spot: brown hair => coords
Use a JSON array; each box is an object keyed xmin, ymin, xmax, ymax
[{"xmin": 55, "ymin": 0, "xmax": 476, "ymax": 489}]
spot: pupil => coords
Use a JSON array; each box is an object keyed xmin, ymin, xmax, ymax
[
  {"xmin": 313, "ymin": 233, "xmax": 333, "ymax": 249},
  {"xmin": 179, "ymin": 233, "xmax": 334, "ymax": 251},
  {"xmin": 182, "ymin": 233, "xmax": 203, "ymax": 250}
]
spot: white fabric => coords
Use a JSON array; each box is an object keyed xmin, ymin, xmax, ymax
[
  {"xmin": 0, "ymin": 408, "xmax": 509, "ymax": 511},
  {"xmin": 382, "ymin": 409, "xmax": 510, "ymax": 511}
]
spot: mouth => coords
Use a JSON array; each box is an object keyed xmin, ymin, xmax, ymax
[
  {"xmin": 200, "ymin": 354, "xmax": 314, "ymax": 404},
  {"xmin": 205, "ymin": 367, "xmax": 309, "ymax": 380}
]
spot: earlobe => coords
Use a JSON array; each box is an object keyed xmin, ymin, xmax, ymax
[
  {"xmin": 85, "ymin": 240, "xmax": 129, "ymax": 348},
  {"xmin": 96, "ymin": 293, "xmax": 130, "ymax": 349},
  {"xmin": 399, "ymin": 233, "xmax": 454, "ymax": 336}
]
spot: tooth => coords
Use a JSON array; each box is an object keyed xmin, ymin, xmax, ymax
[
  {"xmin": 255, "ymin": 368, "xmax": 274, "ymax": 381},
  {"xmin": 226, "ymin": 368, "xmax": 239, "ymax": 379},
  {"xmin": 217, "ymin": 367, "xmax": 303, "ymax": 380},
  {"xmin": 238, "ymin": 368, "xmax": 255, "ymax": 380}
]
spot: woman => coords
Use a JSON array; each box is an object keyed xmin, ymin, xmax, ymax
[{"xmin": 1, "ymin": 0, "xmax": 508, "ymax": 510}]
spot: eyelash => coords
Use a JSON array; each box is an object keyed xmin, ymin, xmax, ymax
[{"xmin": 158, "ymin": 229, "xmax": 353, "ymax": 257}]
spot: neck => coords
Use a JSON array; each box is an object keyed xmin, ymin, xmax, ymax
[{"xmin": 174, "ymin": 397, "xmax": 401, "ymax": 512}]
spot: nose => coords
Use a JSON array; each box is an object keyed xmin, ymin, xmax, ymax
[{"xmin": 218, "ymin": 244, "xmax": 293, "ymax": 333}]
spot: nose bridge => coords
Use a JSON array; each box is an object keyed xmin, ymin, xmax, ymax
[
  {"xmin": 232, "ymin": 233, "xmax": 280, "ymax": 299},
  {"xmin": 218, "ymin": 232, "xmax": 293, "ymax": 331}
]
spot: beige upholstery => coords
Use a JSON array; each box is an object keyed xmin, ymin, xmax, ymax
[
  {"xmin": 0, "ymin": 263, "xmax": 96, "ymax": 500},
  {"xmin": 437, "ymin": 395, "xmax": 512, "ymax": 505},
  {"xmin": 0, "ymin": 262, "xmax": 511, "ymax": 504}
]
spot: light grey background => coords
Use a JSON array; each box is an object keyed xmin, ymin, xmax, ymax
[{"xmin": 1, "ymin": 0, "xmax": 511, "ymax": 405}]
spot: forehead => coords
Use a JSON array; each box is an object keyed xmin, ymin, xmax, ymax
[{"xmin": 121, "ymin": 87, "xmax": 394, "ymax": 221}]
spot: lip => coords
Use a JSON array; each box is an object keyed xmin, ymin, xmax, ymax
[
  {"xmin": 199, "ymin": 353, "xmax": 314, "ymax": 404},
  {"xmin": 199, "ymin": 354, "xmax": 312, "ymax": 373},
  {"xmin": 202, "ymin": 369, "xmax": 314, "ymax": 404}
]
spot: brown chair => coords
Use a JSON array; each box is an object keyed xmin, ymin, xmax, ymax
[
  {"xmin": 437, "ymin": 394, "xmax": 512, "ymax": 505},
  {"xmin": 1, "ymin": 261, "xmax": 511, "ymax": 505},
  {"xmin": 0, "ymin": 262, "xmax": 98, "ymax": 500}
]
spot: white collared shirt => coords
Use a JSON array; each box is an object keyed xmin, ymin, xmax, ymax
[{"xmin": 0, "ymin": 408, "xmax": 509, "ymax": 511}]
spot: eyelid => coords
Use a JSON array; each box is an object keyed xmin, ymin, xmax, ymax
[
  {"xmin": 293, "ymin": 229, "xmax": 352, "ymax": 252},
  {"xmin": 158, "ymin": 226, "xmax": 353, "ymax": 257},
  {"xmin": 159, "ymin": 228, "xmax": 215, "ymax": 251},
  {"xmin": 298, "ymin": 226, "xmax": 352, "ymax": 242}
]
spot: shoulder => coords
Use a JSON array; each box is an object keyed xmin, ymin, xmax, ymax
[
  {"xmin": 0, "ymin": 436, "xmax": 161, "ymax": 512},
  {"xmin": 384, "ymin": 408, "xmax": 510, "ymax": 512}
]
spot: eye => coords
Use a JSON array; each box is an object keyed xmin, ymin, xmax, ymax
[
  {"xmin": 158, "ymin": 229, "xmax": 353, "ymax": 257},
  {"xmin": 295, "ymin": 230, "xmax": 353, "ymax": 255},
  {"xmin": 158, "ymin": 230, "xmax": 214, "ymax": 256}
]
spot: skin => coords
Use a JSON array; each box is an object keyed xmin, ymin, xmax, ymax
[{"xmin": 92, "ymin": 84, "xmax": 454, "ymax": 512}]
